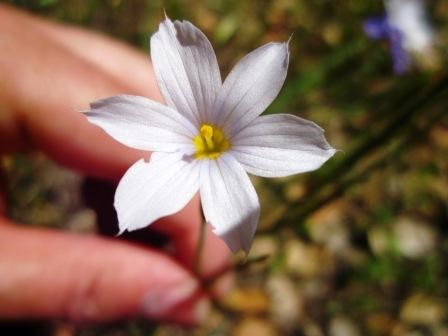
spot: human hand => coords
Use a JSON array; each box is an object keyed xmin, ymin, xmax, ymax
[{"xmin": 0, "ymin": 4, "xmax": 230, "ymax": 325}]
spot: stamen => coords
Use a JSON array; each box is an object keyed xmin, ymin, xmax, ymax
[
  {"xmin": 200, "ymin": 125, "xmax": 215, "ymax": 150},
  {"xmin": 193, "ymin": 123, "xmax": 230, "ymax": 160}
]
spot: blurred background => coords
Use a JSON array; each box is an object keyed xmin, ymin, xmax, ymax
[{"xmin": 1, "ymin": 0, "xmax": 448, "ymax": 335}]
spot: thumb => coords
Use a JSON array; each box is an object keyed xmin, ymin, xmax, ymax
[{"xmin": 0, "ymin": 220, "xmax": 209, "ymax": 325}]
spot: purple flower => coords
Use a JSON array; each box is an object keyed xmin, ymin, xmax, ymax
[
  {"xmin": 364, "ymin": 0, "xmax": 433, "ymax": 74},
  {"xmin": 364, "ymin": 16, "xmax": 411, "ymax": 74}
]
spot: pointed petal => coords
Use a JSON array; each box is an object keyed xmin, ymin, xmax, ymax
[
  {"xmin": 212, "ymin": 42, "xmax": 289, "ymax": 136},
  {"xmin": 199, "ymin": 154, "xmax": 260, "ymax": 253},
  {"xmin": 84, "ymin": 95, "xmax": 196, "ymax": 152},
  {"xmin": 231, "ymin": 114, "xmax": 336, "ymax": 177},
  {"xmin": 115, "ymin": 153, "xmax": 199, "ymax": 233},
  {"xmin": 150, "ymin": 18, "xmax": 222, "ymax": 126}
]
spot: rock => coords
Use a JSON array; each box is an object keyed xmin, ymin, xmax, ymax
[
  {"xmin": 393, "ymin": 217, "xmax": 437, "ymax": 259},
  {"xmin": 328, "ymin": 316, "xmax": 362, "ymax": 336},
  {"xmin": 400, "ymin": 293, "xmax": 446, "ymax": 326},
  {"xmin": 250, "ymin": 236, "xmax": 279, "ymax": 260},
  {"xmin": 284, "ymin": 239, "xmax": 334, "ymax": 277},
  {"xmin": 307, "ymin": 200, "xmax": 350, "ymax": 255},
  {"xmin": 232, "ymin": 317, "xmax": 278, "ymax": 336},
  {"xmin": 368, "ymin": 217, "xmax": 437, "ymax": 259},
  {"xmin": 266, "ymin": 274, "xmax": 304, "ymax": 330},
  {"xmin": 222, "ymin": 288, "xmax": 270, "ymax": 315}
]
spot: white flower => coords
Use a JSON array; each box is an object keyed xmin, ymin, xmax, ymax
[
  {"xmin": 385, "ymin": 0, "xmax": 434, "ymax": 53},
  {"xmin": 85, "ymin": 18, "xmax": 335, "ymax": 252}
]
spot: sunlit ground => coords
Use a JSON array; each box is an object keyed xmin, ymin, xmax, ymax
[{"xmin": 2, "ymin": 0, "xmax": 448, "ymax": 335}]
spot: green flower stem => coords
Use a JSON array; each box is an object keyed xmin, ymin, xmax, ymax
[{"xmin": 193, "ymin": 210, "xmax": 207, "ymax": 276}]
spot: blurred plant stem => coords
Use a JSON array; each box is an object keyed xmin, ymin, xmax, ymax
[
  {"xmin": 271, "ymin": 39, "xmax": 368, "ymax": 112},
  {"xmin": 268, "ymin": 72, "xmax": 448, "ymax": 232},
  {"xmin": 194, "ymin": 211, "xmax": 206, "ymax": 276}
]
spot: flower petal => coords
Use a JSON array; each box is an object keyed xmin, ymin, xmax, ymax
[
  {"xmin": 199, "ymin": 154, "xmax": 260, "ymax": 253},
  {"xmin": 84, "ymin": 95, "xmax": 196, "ymax": 152},
  {"xmin": 212, "ymin": 42, "xmax": 289, "ymax": 136},
  {"xmin": 150, "ymin": 18, "xmax": 222, "ymax": 126},
  {"xmin": 231, "ymin": 114, "xmax": 336, "ymax": 177},
  {"xmin": 115, "ymin": 153, "xmax": 199, "ymax": 233}
]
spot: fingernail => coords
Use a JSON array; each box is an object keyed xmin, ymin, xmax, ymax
[
  {"xmin": 166, "ymin": 295, "xmax": 211, "ymax": 325},
  {"xmin": 141, "ymin": 278, "xmax": 199, "ymax": 319}
]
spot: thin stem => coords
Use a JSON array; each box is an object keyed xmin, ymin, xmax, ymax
[{"xmin": 193, "ymin": 210, "xmax": 206, "ymax": 276}]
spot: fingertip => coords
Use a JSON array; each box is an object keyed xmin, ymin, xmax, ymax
[
  {"xmin": 0, "ymin": 223, "xmax": 207, "ymax": 324},
  {"xmin": 141, "ymin": 284, "xmax": 210, "ymax": 325}
]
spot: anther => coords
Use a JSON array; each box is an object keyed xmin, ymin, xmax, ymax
[{"xmin": 200, "ymin": 124, "xmax": 215, "ymax": 150}]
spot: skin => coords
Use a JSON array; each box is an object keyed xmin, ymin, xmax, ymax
[{"xmin": 0, "ymin": 4, "xmax": 230, "ymax": 325}]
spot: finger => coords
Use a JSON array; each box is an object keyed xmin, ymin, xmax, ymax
[
  {"xmin": 0, "ymin": 219, "xmax": 209, "ymax": 324},
  {"xmin": 83, "ymin": 179, "xmax": 232, "ymax": 282},
  {"xmin": 2, "ymin": 4, "xmax": 162, "ymax": 101},
  {"xmin": 0, "ymin": 5, "xmax": 146, "ymax": 180},
  {"xmin": 41, "ymin": 21, "xmax": 163, "ymax": 101}
]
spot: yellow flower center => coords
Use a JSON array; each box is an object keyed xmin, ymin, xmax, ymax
[{"xmin": 193, "ymin": 124, "xmax": 230, "ymax": 159}]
